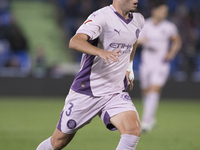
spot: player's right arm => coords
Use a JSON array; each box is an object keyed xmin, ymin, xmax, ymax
[
  {"xmin": 126, "ymin": 41, "xmax": 138, "ymax": 91},
  {"xmin": 69, "ymin": 33, "xmax": 120, "ymax": 65}
]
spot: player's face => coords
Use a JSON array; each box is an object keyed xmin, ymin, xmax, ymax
[
  {"xmin": 121, "ymin": 0, "xmax": 138, "ymax": 13},
  {"xmin": 152, "ymin": 5, "xmax": 169, "ymax": 21}
]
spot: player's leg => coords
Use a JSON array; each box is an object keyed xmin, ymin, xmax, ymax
[
  {"xmin": 139, "ymin": 65, "xmax": 157, "ymax": 131},
  {"xmin": 100, "ymin": 92, "xmax": 141, "ymax": 150},
  {"xmin": 36, "ymin": 129, "xmax": 75, "ymax": 150},
  {"xmin": 141, "ymin": 64, "xmax": 170, "ymax": 132},
  {"xmin": 111, "ymin": 111, "xmax": 141, "ymax": 150},
  {"xmin": 110, "ymin": 111, "xmax": 141, "ymax": 135},
  {"xmin": 51, "ymin": 128, "xmax": 76, "ymax": 149},
  {"xmin": 139, "ymin": 63, "xmax": 150, "ymax": 110},
  {"xmin": 141, "ymin": 85, "xmax": 161, "ymax": 132},
  {"xmin": 36, "ymin": 90, "xmax": 104, "ymax": 150}
]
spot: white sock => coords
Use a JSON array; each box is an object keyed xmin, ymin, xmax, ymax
[
  {"xmin": 141, "ymin": 94, "xmax": 147, "ymax": 106},
  {"xmin": 142, "ymin": 92, "xmax": 159, "ymax": 123},
  {"xmin": 36, "ymin": 137, "xmax": 54, "ymax": 150},
  {"xmin": 116, "ymin": 134, "xmax": 140, "ymax": 150}
]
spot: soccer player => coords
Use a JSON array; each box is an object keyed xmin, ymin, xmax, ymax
[
  {"xmin": 36, "ymin": 0, "xmax": 144, "ymax": 149},
  {"xmin": 138, "ymin": 0, "xmax": 181, "ymax": 132}
]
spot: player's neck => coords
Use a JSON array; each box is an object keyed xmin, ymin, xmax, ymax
[
  {"xmin": 112, "ymin": 4, "xmax": 130, "ymax": 19},
  {"xmin": 152, "ymin": 17, "xmax": 163, "ymax": 25}
]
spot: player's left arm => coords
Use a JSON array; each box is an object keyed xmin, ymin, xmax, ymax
[
  {"xmin": 165, "ymin": 33, "xmax": 182, "ymax": 62},
  {"xmin": 126, "ymin": 40, "xmax": 138, "ymax": 91}
]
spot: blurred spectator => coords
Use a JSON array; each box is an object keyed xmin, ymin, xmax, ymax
[
  {"xmin": 0, "ymin": 0, "xmax": 198, "ymax": 79},
  {"xmin": 0, "ymin": 24, "xmax": 9, "ymax": 67},
  {"xmin": 0, "ymin": 0, "xmax": 14, "ymax": 27},
  {"xmin": 98, "ymin": 0, "xmax": 112, "ymax": 8},
  {"xmin": 0, "ymin": 0, "xmax": 31, "ymax": 77},
  {"xmin": 32, "ymin": 46, "xmax": 47, "ymax": 78},
  {"xmin": 173, "ymin": 1, "xmax": 199, "ymax": 74},
  {"xmin": 5, "ymin": 23, "xmax": 31, "ymax": 72}
]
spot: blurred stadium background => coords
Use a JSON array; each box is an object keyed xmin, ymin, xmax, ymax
[{"xmin": 0, "ymin": 0, "xmax": 200, "ymax": 150}]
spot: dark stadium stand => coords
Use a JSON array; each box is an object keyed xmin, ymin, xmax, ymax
[{"xmin": 0, "ymin": 76, "xmax": 199, "ymax": 99}]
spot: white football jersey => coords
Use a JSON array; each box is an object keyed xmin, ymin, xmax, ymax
[
  {"xmin": 139, "ymin": 18, "xmax": 178, "ymax": 66},
  {"xmin": 71, "ymin": 5, "xmax": 145, "ymax": 96}
]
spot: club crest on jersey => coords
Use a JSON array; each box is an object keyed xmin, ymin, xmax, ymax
[
  {"xmin": 121, "ymin": 94, "xmax": 132, "ymax": 101},
  {"xmin": 67, "ymin": 119, "xmax": 77, "ymax": 129},
  {"xmin": 135, "ymin": 29, "xmax": 140, "ymax": 39},
  {"xmin": 84, "ymin": 19, "xmax": 93, "ymax": 24}
]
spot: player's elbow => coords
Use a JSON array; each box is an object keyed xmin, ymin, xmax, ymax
[
  {"xmin": 178, "ymin": 38, "xmax": 182, "ymax": 50},
  {"xmin": 69, "ymin": 33, "xmax": 89, "ymax": 50},
  {"xmin": 69, "ymin": 37, "xmax": 76, "ymax": 50},
  {"xmin": 175, "ymin": 34, "xmax": 182, "ymax": 51}
]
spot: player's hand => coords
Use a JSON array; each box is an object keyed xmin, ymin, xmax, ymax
[
  {"xmin": 164, "ymin": 52, "xmax": 174, "ymax": 62},
  {"xmin": 126, "ymin": 71, "xmax": 134, "ymax": 91},
  {"xmin": 99, "ymin": 49, "xmax": 121, "ymax": 65}
]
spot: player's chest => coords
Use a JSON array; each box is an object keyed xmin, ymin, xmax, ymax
[
  {"xmin": 146, "ymin": 25, "xmax": 170, "ymax": 40},
  {"xmin": 102, "ymin": 20, "xmax": 139, "ymax": 44}
]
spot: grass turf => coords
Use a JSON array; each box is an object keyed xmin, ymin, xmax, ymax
[{"xmin": 0, "ymin": 97, "xmax": 200, "ymax": 150}]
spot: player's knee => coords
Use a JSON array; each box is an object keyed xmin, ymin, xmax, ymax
[
  {"xmin": 150, "ymin": 85, "xmax": 162, "ymax": 93},
  {"xmin": 120, "ymin": 120, "xmax": 141, "ymax": 137},
  {"xmin": 126, "ymin": 124, "xmax": 141, "ymax": 137},
  {"xmin": 133, "ymin": 125, "xmax": 141, "ymax": 137}
]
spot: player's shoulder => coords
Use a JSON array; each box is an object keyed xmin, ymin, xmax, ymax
[
  {"xmin": 145, "ymin": 18, "xmax": 152, "ymax": 23},
  {"xmin": 132, "ymin": 12, "xmax": 145, "ymax": 30},
  {"xmin": 162, "ymin": 20, "xmax": 176, "ymax": 27},
  {"xmin": 161, "ymin": 20, "xmax": 178, "ymax": 32},
  {"xmin": 91, "ymin": 6, "xmax": 111, "ymax": 17},
  {"xmin": 85, "ymin": 6, "xmax": 110, "ymax": 25}
]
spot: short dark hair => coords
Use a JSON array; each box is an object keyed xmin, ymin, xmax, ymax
[{"xmin": 149, "ymin": 0, "xmax": 166, "ymax": 9}]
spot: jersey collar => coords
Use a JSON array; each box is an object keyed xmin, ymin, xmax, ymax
[{"xmin": 110, "ymin": 5, "xmax": 133, "ymax": 24}]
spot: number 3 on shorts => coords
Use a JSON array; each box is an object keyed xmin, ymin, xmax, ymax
[{"xmin": 66, "ymin": 102, "xmax": 74, "ymax": 116}]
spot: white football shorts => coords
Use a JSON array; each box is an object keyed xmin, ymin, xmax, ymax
[
  {"xmin": 56, "ymin": 89, "xmax": 137, "ymax": 134},
  {"xmin": 139, "ymin": 62, "xmax": 170, "ymax": 89}
]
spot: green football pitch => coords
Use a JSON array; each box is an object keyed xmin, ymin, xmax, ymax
[{"xmin": 0, "ymin": 97, "xmax": 199, "ymax": 150}]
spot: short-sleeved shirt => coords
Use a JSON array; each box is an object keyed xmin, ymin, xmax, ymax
[
  {"xmin": 71, "ymin": 5, "xmax": 145, "ymax": 97},
  {"xmin": 139, "ymin": 18, "xmax": 178, "ymax": 66}
]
